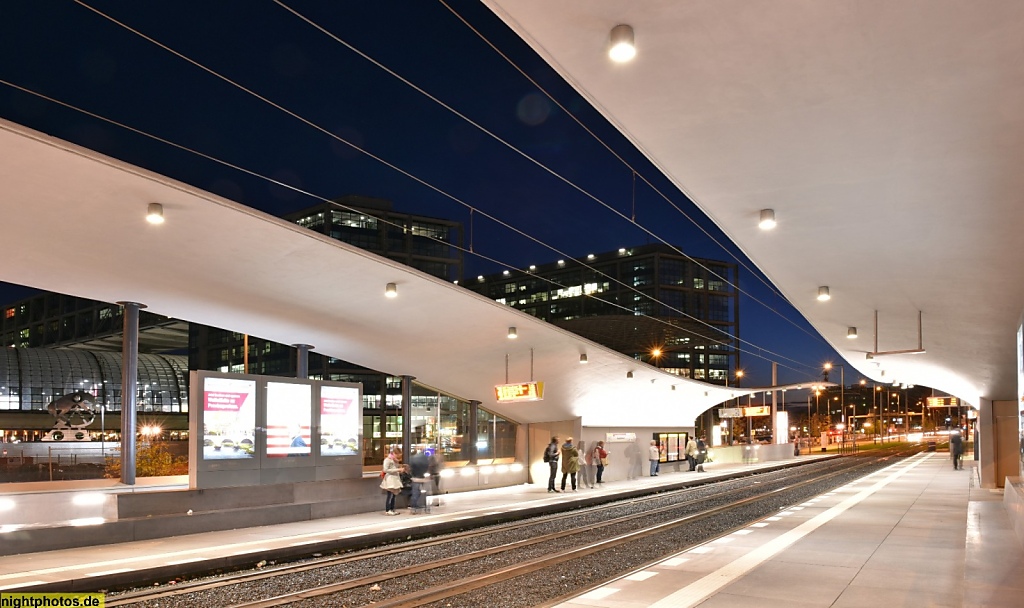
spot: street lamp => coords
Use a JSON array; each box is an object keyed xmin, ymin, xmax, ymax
[{"xmin": 824, "ymin": 362, "xmax": 845, "ymax": 445}]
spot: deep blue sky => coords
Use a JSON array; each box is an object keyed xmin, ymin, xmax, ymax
[{"xmin": 0, "ymin": 1, "xmax": 853, "ymax": 391}]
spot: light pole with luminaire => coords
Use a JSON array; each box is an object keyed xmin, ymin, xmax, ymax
[{"xmin": 824, "ymin": 363, "xmax": 845, "ymax": 445}]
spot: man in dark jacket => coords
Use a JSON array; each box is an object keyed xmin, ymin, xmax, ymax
[
  {"xmin": 545, "ymin": 437, "xmax": 560, "ymax": 492},
  {"xmin": 950, "ymin": 428, "xmax": 964, "ymax": 470},
  {"xmin": 409, "ymin": 448, "xmax": 431, "ymax": 513}
]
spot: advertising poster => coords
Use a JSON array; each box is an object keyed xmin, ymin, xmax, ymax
[
  {"xmin": 320, "ymin": 385, "xmax": 360, "ymax": 456},
  {"xmin": 202, "ymin": 376, "xmax": 256, "ymax": 460},
  {"xmin": 266, "ymin": 381, "xmax": 312, "ymax": 457}
]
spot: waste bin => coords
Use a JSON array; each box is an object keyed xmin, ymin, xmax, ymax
[{"xmin": 927, "ymin": 441, "xmax": 936, "ymax": 452}]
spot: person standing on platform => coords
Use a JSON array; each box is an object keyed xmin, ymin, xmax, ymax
[
  {"xmin": 594, "ymin": 440, "xmax": 608, "ymax": 484},
  {"xmin": 685, "ymin": 435, "xmax": 698, "ymax": 471},
  {"xmin": 950, "ymin": 428, "xmax": 964, "ymax": 470},
  {"xmin": 578, "ymin": 440, "xmax": 595, "ymax": 489},
  {"xmin": 545, "ymin": 436, "xmax": 561, "ymax": 492},
  {"xmin": 428, "ymin": 448, "xmax": 443, "ymax": 503},
  {"xmin": 409, "ymin": 448, "xmax": 430, "ymax": 513},
  {"xmin": 649, "ymin": 440, "xmax": 661, "ymax": 476},
  {"xmin": 696, "ymin": 436, "xmax": 707, "ymax": 472},
  {"xmin": 380, "ymin": 448, "xmax": 404, "ymax": 515},
  {"xmin": 560, "ymin": 437, "xmax": 580, "ymax": 491}
]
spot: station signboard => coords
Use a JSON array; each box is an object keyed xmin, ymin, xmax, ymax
[
  {"xmin": 494, "ymin": 381, "xmax": 544, "ymax": 402},
  {"xmin": 719, "ymin": 406, "xmax": 770, "ymax": 418}
]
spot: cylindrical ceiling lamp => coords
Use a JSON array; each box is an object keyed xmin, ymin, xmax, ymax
[
  {"xmin": 758, "ymin": 209, "xmax": 776, "ymax": 230},
  {"xmin": 146, "ymin": 203, "xmax": 164, "ymax": 225},
  {"xmin": 608, "ymin": 24, "xmax": 636, "ymax": 62},
  {"xmin": 579, "ymin": 354, "xmax": 588, "ymax": 364},
  {"xmin": 385, "ymin": 283, "xmax": 398, "ymax": 298},
  {"xmin": 817, "ymin": 286, "xmax": 831, "ymax": 301},
  {"xmin": 507, "ymin": 327, "xmax": 517, "ymax": 339},
  {"xmin": 847, "ymin": 326, "xmax": 858, "ymax": 339}
]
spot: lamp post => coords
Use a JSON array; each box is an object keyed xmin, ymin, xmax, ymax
[
  {"xmin": 735, "ymin": 370, "xmax": 744, "ymax": 445},
  {"xmin": 824, "ymin": 363, "xmax": 845, "ymax": 446}
]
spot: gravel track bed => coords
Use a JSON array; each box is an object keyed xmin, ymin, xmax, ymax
[{"xmin": 113, "ymin": 456, "xmax": 896, "ymax": 607}]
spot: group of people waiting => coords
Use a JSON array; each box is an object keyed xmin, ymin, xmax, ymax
[
  {"xmin": 383, "ymin": 434, "xmax": 710, "ymax": 515},
  {"xmin": 649, "ymin": 435, "xmax": 707, "ymax": 476},
  {"xmin": 380, "ymin": 447, "xmax": 442, "ymax": 515},
  {"xmin": 545, "ymin": 436, "xmax": 608, "ymax": 492}
]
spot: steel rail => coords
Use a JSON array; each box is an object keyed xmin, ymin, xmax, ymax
[
  {"xmin": 107, "ymin": 457, "xmax": 849, "ymax": 605},
  {"xmin": 222, "ymin": 452, "xmax": 909, "ymax": 607}
]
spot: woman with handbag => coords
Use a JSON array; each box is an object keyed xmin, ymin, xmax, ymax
[
  {"xmin": 380, "ymin": 448, "xmax": 404, "ymax": 515},
  {"xmin": 594, "ymin": 441, "xmax": 608, "ymax": 483}
]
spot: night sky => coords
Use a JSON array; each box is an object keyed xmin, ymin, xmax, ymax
[{"xmin": 0, "ymin": 1, "xmax": 850, "ymax": 391}]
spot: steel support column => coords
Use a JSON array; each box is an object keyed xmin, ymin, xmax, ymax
[
  {"xmin": 118, "ymin": 301, "xmax": 144, "ymax": 485},
  {"xmin": 401, "ymin": 375, "xmax": 414, "ymax": 454}
]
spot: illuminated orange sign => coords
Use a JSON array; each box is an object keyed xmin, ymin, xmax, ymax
[
  {"xmin": 494, "ymin": 381, "xmax": 545, "ymax": 403},
  {"xmin": 926, "ymin": 397, "xmax": 959, "ymax": 408}
]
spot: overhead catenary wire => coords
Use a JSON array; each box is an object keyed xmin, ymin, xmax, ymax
[
  {"xmin": 0, "ymin": 77, "xmax": 818, "ymax": 380},
  {"xmin": 265, "ymin": 0, "xmax": 826, "ymax": 368},
  {"xmin": 47, "ymin": 2, "xmax": 831, "ymax": 381}
]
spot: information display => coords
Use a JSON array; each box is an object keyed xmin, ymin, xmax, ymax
[
  {"xmin": 320, "ymin": 384, "xmax": 360, "ymax": 456},
  {"xmin": 266, "ymin": 381, "xmax": 312, "ymax": 457},
  {"xmin": 202, "ymin": 376, "xmax": 257, "ymax": 460},
  {"xmin": 494, "ymin": 381, "xmax": 544, "ymax": 402},
  {"xmin": 926, "ymin": 396, "xmax": 960, "ymax": 408}
]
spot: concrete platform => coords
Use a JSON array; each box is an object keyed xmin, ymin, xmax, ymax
[
  {"xmin": 557, "ymin": 451, "xmax": 1024, "ymax": 608},
  {"xmin": 1, "ymin": 451, "xmax": 1020, "ymax": 607}
]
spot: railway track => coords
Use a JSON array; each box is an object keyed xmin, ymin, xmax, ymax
[{"xmin": 109, "ymin": 450, "xmax": 917, "ymax": 607}]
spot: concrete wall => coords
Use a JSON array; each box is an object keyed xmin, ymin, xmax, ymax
[{"xmin": 979, "ymin": 399, "xmax": 1019, "ymax": 489}]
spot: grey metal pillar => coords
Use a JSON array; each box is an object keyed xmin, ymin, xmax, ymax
[
  {"xmin": 293, "ymin": 344, "xmax": 313, "ymax": 378},
  {"xmin": 401, "ymin": 375, "xmax": 415, "ymax": 454},
  {"xmin": 771, "ymin": 362, "xmax": 779, "ymax": 443},
  {"xmin": 468, "ymin": 400, "xmax": 480, "ymax": 464},
  {"xmin": 118, "ymin": 301, "xmax": 144, "ymax": 485}
]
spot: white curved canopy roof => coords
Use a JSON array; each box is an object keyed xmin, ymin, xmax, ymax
[
  {"xmin": 0, "ymin": 119, "xmax": 769, "ymax": 428},
  {"xmin": 485, "ymin": 0, "xmax": 1024, "ymax": 406}
]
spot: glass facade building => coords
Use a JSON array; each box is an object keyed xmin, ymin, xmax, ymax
[
  {"xmin": 1, "ymin": 294, "xmax": 189, "ymax": 352},
  {"xmin": 283, "ymin": 195, "xmax": 464, "ymax": 282},
  {"xmin": 0, "ymin": 347, "xmax": 188, "ymax": 442},
  {"xmin": 465, "ymin": 244, "xmax": 740, "ymax": 383},
  {"xmin": 1, "ymin": 196, "xmax": 519, "ymax": 469}
]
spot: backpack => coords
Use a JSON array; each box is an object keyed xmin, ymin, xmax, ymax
[{"xmin": 543, "ymin": 450, "xmax": 551, "ymax": 463}]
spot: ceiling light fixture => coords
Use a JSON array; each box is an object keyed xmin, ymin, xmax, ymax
[
  {"xmin": 758, "ymin": 209, "xmax": 776, "ymax": 230},
  {"xmin": 579, "ymin": 354, "xmax": 588, "ymax": 364},
  {"xmin": 626, "ymin": 371, "xmax": 634, "ymax": 379},
  {"xmin": 608, "ymin": 24, "xmax": 636, "ymax": 62},
  {"xmin": 507, "ymin": 327, "xmax": 517, "ymax": 339},
  {"xmin": 146, "ymin": 203, "xmax": 164, "ymax": 224},
  {"xmin": 385, "ymin": 283, "xmax": 397, "ymax": 298},
  {"xmin": 847, "ymin": 327, "xmax": 858, "ymax": 339},
  {"xmin": 817, "ymin": 286, "xmax": 831, "ymax": 301}
]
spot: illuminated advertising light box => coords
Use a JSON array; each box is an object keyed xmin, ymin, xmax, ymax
[
  {"xmin": 320, "ymin": 384, "xmax": 360, "ymax": 456},
  {"xmin": 494, "ymin": 381, "xmax": 544, "ymax": 403},
  {"xmin": 743, "ymin": 406, "xmax": 771, "ymax": 417},
  {"xmin": 202, "ymin": 376, "xmax": 257, "ymax": 460},
  {"xmin": 266, "ymin": 381, "xmax": 312, "ymax": 458},
  {"xmin": 718, "ymin": 407, "xmax": 743, "ymax": 419}
]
